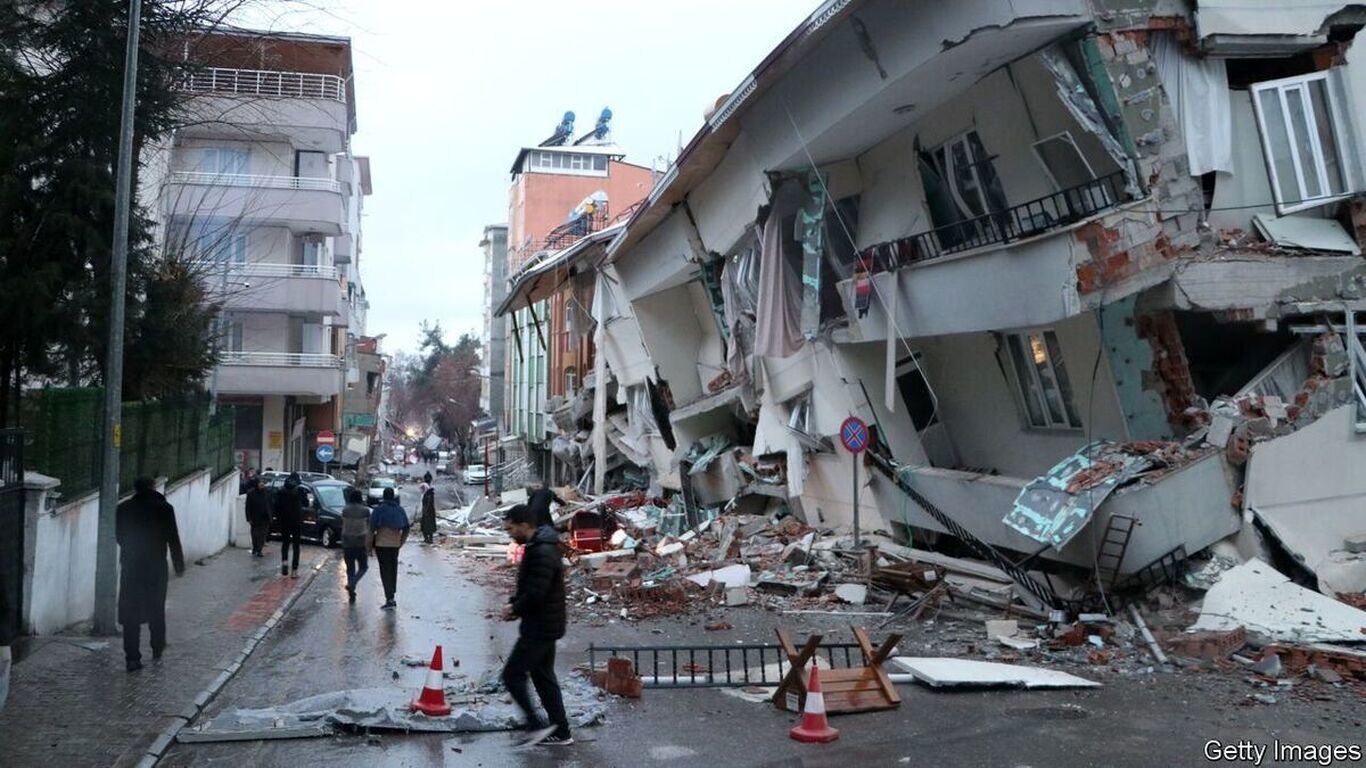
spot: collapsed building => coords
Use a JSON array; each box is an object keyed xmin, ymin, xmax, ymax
[{"xmin": 496, "ymin": 0, "xmax": 1366, "ymax": 608}]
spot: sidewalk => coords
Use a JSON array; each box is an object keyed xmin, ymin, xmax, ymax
[{"xmin": 0, "ymin": 544, "xmax": 331, "ymax": 768}]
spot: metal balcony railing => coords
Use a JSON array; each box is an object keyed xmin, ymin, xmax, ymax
[
  {"xmin": 220, "ymin": 352, "xmax": 343, "ymax": 368},
  {"xmin": 865, "ymin": 171, "xmax": 1128, "ymax": 270},
  {"xmin": 233, "ymin": 263, "xmax": 339, "ymax": 280},
  {"xmin": 169, "ymin": 171, "xmax": 343, "ymax": 193},
  {"xmin": 181, "ymin": 67, "xmax": 346, "ymax": 103}
]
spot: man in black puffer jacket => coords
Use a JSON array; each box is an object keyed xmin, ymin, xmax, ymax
[{"xmin": 500, "ymin": 504, "xmax": 571, "ymax": 747}]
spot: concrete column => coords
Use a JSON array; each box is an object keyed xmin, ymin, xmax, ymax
[{"xmin": 20, "ymin": 473, "xmax": 60, "ymax": 635}]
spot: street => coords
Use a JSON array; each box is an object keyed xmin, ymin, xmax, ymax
[{"xmin": 152, "ymin": 472, "xmax": 1362, "ymax": 767}]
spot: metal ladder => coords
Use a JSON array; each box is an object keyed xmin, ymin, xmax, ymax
[{"xmin": 1094, "ymin": 514, "xmax": 1136, "ymax": 590}]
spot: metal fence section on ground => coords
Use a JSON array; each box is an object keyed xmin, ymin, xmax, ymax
[{"xmin": 21, "ymin": 389, "xmax": 235, "ymax": 498}]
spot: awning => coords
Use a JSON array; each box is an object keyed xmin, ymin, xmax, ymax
[{"xmin": 495, "ymin": 224, "xmax": 623, "ymax": 318}]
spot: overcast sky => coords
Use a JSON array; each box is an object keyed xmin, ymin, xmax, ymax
[{"xmin": 256, "ymin": 1, "xmax": 815, "ymax": 354}]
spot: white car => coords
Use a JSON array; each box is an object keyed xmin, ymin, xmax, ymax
[
  {"xmin": 366, "ymin": 476, "xmax": 398, "ymax": 505},
  {"xmin": 464, "ymin": 464, "xmax": 487, "ymax": 485}
]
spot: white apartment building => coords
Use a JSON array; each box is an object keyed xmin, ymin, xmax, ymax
[{"xmin": 149, "ymin": 30, "xmax": 371, "ymax": 473}]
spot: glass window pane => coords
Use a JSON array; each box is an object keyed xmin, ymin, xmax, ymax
[
  {"xmin": 1257, "ymin": 89, "xmax": 1300, "ymax": 205},
  {"xmin": 1309, "ymin": 78, "xmax": 1345, "ymax": 196},
  {"xmin": 594, "ymin": 155, "xmax": 607, "ymax": 170},
  {"xmin": 1028, "ymin": 333, "xmax": 1067, "ymax": 425},
  {"xmin": 1285, "ymin": 87, "xmax": 1322, "ymax": 198},
  {"xmin": 950, "ymin": 139, "xmax": 987, "ymax": 217},
  {"xmin": 1007, "ymin": 335, "xmax": 1046, "ymax": 427},
  {"xmin": 1043, "ymin": 331, "xmax": 1082, "ymax": 428}
]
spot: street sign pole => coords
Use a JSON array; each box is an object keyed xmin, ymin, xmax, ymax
[
  {"xmin": 839, "ymin": 416, "xmax": 870, "ymax": 550},
  {"xmin": 94, "ymin": 0, "xmax": 143, "ymax": 636}
]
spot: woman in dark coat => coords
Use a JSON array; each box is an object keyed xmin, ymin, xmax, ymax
[
  {"xmin": 419, "ymin": 483, "xmax": 437, "ymax": 543},
  {"xmin": 116, "ymin": 477, "xmax": 185, "ymax": 671}
]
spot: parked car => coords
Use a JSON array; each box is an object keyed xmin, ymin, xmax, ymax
[
  {"xmin": 265, "ymin": 478, "xmax": 353, "ymax": 548},
  {"xmin": 464, "ymin": 464, "xmax": 487, "ymax": 485},
  {"xmin": 366, "ymin": 476, "xmax": 398, "ymax": 506}
]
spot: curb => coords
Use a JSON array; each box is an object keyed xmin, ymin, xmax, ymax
[{"xmin": 138, "ymin": 555, "xmax": 330, "ymax": 767}]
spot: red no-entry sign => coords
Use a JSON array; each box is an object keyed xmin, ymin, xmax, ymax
[{"xmin": 316, "ymin": 430, "xmax": 335, "ymax": 446}]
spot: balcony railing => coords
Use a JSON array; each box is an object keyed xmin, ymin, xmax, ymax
[
  {"xmin": 169, "ymin": 171, "xmax": 343, "ymax": 193},
  {"xmin": 862, "ymin": 171, "xmax": 1128, "ymax": 270},
  {"xmin": 233, "ymin": 263, "xmax": 339, "ymax": 280},
  {"xmin": 181, "ymin": 67, "xmax": 346, "ymax": 103},
  {"xmin": 220, "ymin": 352, "xmax": 343, "ymax": 368}
]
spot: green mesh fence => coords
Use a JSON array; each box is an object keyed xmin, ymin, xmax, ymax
[{"xmin": 21, "ymin": 389, "xmax": 236, "ymax": 498}]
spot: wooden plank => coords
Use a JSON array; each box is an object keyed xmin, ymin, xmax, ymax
[{"xmin": 850, "ymin": 626, "xmax": 901, "ymax": 706}]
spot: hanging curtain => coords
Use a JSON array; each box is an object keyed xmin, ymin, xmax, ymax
[
  {"xmin": 753, "ymin": 181, "xmax": 805, "ymax": 358},
  {"xmin": 1150, "ymin": 32, "xmax": 1233, "ymax": 177}
]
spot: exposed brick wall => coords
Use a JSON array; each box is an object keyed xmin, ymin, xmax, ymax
[
  {"xmin": 1075, "ymin": 30, "xmax": 1204, "ymax": 296},
  {"xmin": 1134, "ymin": 310, "xmax": 1199, "ymax": 431}
]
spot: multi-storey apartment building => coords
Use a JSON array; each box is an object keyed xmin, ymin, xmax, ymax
[
  {"xmin": 150, "ymin": 30, "xmax": 371, "ymax": 473},
  {"xmin": 479, "ymin": 224, "xmax": 509, "ymax": 425}
]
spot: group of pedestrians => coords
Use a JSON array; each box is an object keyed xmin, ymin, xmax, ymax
[{"xmin": 113, "ymin": 467, "xmax": 575, "ymax": 748}]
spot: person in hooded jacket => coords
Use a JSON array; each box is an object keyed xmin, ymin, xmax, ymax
[
  {"xmin": 500, "ymin": 504, "xmax": 571, "ymax": 747},
  {"xmin": 243, "ymin": 478, "xmax": 270, "ymax": 557},
  {"xmin": 368, "ymin": 487, "xmax": 409, "ymax": 608},
  {"xmin": 116, "ymin": 477, "xmax": 185, "ymax": 671},
  {"xmin": 274, "ymin": 472, "xmax": 307, "ymax": 577},
  {"xmin": 419, "ymin": 482, "xmax": 437, "ymax": 544}
]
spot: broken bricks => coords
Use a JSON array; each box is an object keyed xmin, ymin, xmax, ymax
[
  {"xmin": 592, "ymin": 657, "xmax": 643, "ymax": 699},
  {"xmin": 1164, "ymin": 626, "xmax": 1248, "ymax": 661}
]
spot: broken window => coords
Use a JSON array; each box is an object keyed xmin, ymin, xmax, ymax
[
  {"xmin": 1003, "ymin": 330, "xmax": 1082, "ymax": 430},
  {"xmin": 1032, "ymin": 132, "xmax": 1101, "ymax": 193},
  {"xmin": 923, "ymin": 131, "xmax": 1007, "ymax": 242},
  {"xmin": 1251, "ymin": 70, "xmax": 1357, "ymax": 214}
]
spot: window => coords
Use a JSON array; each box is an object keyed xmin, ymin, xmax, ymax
[
  {"xmin": 1251, "ymin": 70, "xmax": 1357, "ymax": 214},
  {"xmin": 191, "ymin": 221, "xmax": 246, "ymax": 265},
  {"xmin": 197, "ymin": 146, "xmax": 248, "ymax": 175},
  {"xmin": 1003, "ymin": 330, "xmax": 1082, "ymax": 430},
  {"xmin": 1032, "ymin": 132, "xmax": 1097, "ymax": 191},
  {"xmin": 920, "ymin": 131, "xmax": 1008, "ymax": 250},
  {"xmin": 565, "ymin": 367, "xmax": 577, "ymax": 396}
]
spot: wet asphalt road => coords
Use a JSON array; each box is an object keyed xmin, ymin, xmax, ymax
[{"xmin": 159, "ymin": 468, "xmax": 1365, "ymax": 767}]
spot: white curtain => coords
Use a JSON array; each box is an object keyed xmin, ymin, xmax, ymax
[{"xmin": 1152, "ymin": 32, "xmax": 1233, "ymax": 177}]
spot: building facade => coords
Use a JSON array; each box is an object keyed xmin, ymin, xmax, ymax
[
  {"xmin": 149, "ymin": 30, "xmax": 372, "ymax": 473},
  {"xmin": 480, "ymin": 224, "xmax": 509, "ymax": 424}
]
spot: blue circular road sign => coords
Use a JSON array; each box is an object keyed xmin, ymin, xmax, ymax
[
  {"xmin": 839, "ymin": 416, "xmax": 869, "ymax": 454},
  {"xmin": 315, "ymin": 444, "xmax": 335, "ymax": 463}
]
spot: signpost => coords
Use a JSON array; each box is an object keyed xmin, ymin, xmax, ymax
[
  {"xmin": 839, "ymin": 416, "xmax": 869, "ymax": 548},
  {"xmin": 316, "ymin": 431, "xmax": 336, "ymax": 475}
]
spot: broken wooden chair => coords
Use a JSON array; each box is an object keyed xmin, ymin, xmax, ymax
[{"xmin": 772, "ymin": 625, "xmax": 902, "ymax": 715}]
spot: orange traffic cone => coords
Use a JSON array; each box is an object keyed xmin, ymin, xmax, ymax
[
  {"xmin": 789, "ymin": 662, "xmax": 839, "ymax": 743},
  {"xmin": 410, "ymin": 645, "xmax": 452, "ymax": 716}
]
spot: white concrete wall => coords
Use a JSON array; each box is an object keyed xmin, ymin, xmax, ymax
[
  {"xmin": 689, "ymin": 131, "xmax": 769, "ymax": 255},
  {"xmin": 24, "ymin": 470, "xmax": 241, "ymax": 636},
  {"xmin": 262, "ymin": 395, "xmax": 287, "ymax": 470},
  {"xmin": 634, "ymin": 283, "xmax": 708, "ymax": 406},
  {"xmin": 914, "ymin": 311, "xmax": 1129, "ymax": 478},
  {"xmin": 614, "ymin": 210, "xmax": 698, "ymax": 302}
]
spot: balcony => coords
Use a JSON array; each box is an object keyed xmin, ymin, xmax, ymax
[
  {"xmin": 219, "ymin": 263, "xmax": 347, "ymax": 319},
  {"xmin": 839, "ymin": 175, "xmax": 1143, "ymax": 342},
  {"xmin": 164, "ymin": 171, "xmax": 346, "ymax": 235},
  {"xmin": 872, "ymin": 172, "xmax": 1128, "ymax": 268},
  {"xmin": 176, "ymin": 67, "xmax": 351, "ymax": 153},
  {"xmin": 333, "ymin": 232, "xmax": 354, "ymax": 264},
  {"xmin": 215, "ymin": 352, "xmax": 344, "ymax": 398}
]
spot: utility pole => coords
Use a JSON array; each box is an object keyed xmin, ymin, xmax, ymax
[{"xmin": 94, "ymin": 0, "xmax": 143, "ymax": 636}]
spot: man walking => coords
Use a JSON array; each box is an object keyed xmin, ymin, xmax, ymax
[
  {"xmin": 368, "ymin": 487, "xmax": 409, "ymax": 609},
  {"xmin": 275, "ymin": 472, "xmax": 306, "ymax": 577},
  {"xmin": 244, "ymin": 478, "xmax": 270, "ymax": 557},
  {"xmin": 501, "ymin": 504, "xmax": 572, "ymax": 747},
  {"xmin": 341, "ymin": 488, "xmax": 371, "ymax": 604},
  {"xmin": 116, "ymin": 477, "xmax": 185, "ymax": 672}
]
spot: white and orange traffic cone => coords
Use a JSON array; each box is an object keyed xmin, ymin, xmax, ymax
[
  {"xmin": 410, "ymin": 645, "xmax": 452, "ymax": 717},
  {"xmin": 789, "ymin": 662, "xmax": 839, "ymax": 743}
]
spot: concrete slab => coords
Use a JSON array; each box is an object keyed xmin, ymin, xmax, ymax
[
  {"xmin": 1190, "ymin": 559, "xmax": 1366, "ymax": 643},
  {"xmin": 687, "ymin": 564, "xmax": 752, "ymax": 589},
  {"xmin": 889, "ymin": 657, "xmax": 1100, "ymax": 689}
]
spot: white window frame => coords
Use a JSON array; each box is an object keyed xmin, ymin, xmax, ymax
[
  {"xmin": 1030, "ymin": 131, "xmax": 1097, "ymax": 191},
  {"xmin": 1251, "ymin": 70, "xmax": 1358, "ymax": 215},
  {"xmin": 1003, "ymin": 329, "xmax": 1083, "ymax": 431}
]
